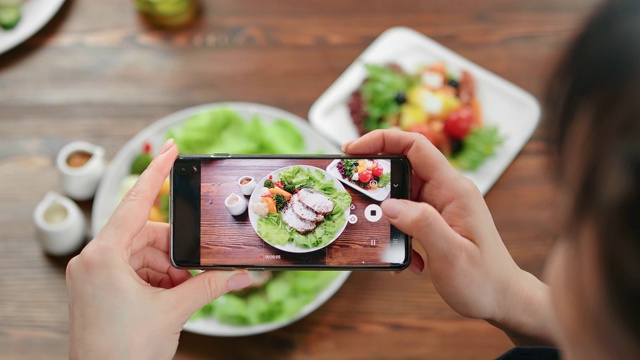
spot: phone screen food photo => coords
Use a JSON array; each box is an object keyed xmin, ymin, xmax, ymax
[{"xmin": 171, "ymin": 155, "xmax": 411, "ymax": 270}]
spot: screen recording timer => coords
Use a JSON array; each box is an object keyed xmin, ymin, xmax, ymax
[{"xmin": 171, "ymin": 155, "xmax": 412, "ymax": 270}]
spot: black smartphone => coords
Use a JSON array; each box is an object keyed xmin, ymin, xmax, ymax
[{"xmin": 170, "ymin": 154, "xmax": 411, "ymax": 270}]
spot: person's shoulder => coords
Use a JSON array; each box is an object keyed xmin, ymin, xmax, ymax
[{"xmin": 497, "ymin": 347, "xmax": 560, "ymax": 360}]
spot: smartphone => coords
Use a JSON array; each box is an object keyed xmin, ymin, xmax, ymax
[{"xmin": 170, "ymin": 154, "xmax": 411, "ymax": 270}]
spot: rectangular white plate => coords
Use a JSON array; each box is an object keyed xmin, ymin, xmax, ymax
[
  {"xmin": 326, "ymin": 159, "xmax": 391, "ymax": 202},
  {"xmin": 308, "ymin": 27, "xmax": 541, "ymax": 195}
]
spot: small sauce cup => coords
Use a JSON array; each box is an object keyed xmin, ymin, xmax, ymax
[
  {"xmin": 224, "ymin": 193, "xmax": 247, "ymax": 216},
  {"xmin": 56, "ymin": 141, "xmax": 106, "ymax": 201},
  {"xmin": 33, "ymin": 192, "xmax": 86, "ymax": 256},
  {"xmin": 238, "ymin": 176, "xmax": 256, "ymax": 196}
]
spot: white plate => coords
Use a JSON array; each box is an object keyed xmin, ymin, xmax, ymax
[
  {"xmin": 91, "ymin": 102, "xmax": 350, "ymax": 336},
  {"xmin": 325, "ymin": 159, "xmax": 391, "ymax": 202},
  {"xmin": 308, "ymin": 27, "xmax": 541, "ymax": 195},
  {"xmin": 0, "ymin": 0, "xmax": 66, "ymax": 55},
  {"xmin": 248, "ymin": 165, "xmax": 350, "ymax": 253}
]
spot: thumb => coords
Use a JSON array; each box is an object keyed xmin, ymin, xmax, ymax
[
  {"xmin": 381, "ymin": 199, "xmax": 463, "ymax": 262},
  {"xmin": 169, "ymin": 270, "xmax": 253, "ymax": 320}
]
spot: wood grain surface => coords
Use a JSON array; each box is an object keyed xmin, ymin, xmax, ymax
[{"xmin": 0, "ymin": 0, "xmax": 599, "ymax": 358}]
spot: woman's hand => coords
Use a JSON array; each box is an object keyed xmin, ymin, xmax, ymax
[
  {"xmin": 66, "ymin": 139, "xmax": 253, "ymax": 359},
  {"xmin": 344, "ymin": 130, "xmax": 555, "ymax": 345}
]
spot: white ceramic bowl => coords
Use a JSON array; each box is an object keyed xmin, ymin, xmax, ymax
[{"xmin": 237, "ymin": 176, "xmax": 257, "ymax": 196}]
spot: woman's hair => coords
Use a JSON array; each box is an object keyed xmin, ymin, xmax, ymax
[{"xmin": 546, "ymin": 0, "xmax": 640, "ymax": 342}]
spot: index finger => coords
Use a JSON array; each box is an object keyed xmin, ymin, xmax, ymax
[
  {"xmin": 343, "ymin": 129, "xmax": 460, "ymax": 187},
  {"xmin": 98, "ymin": 139, "xmax": 178, "ymax": 250}
]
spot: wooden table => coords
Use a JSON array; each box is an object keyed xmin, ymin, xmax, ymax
[{"xmin": 0, "ymin": 0, "xmax": 599, "ymax": 358}]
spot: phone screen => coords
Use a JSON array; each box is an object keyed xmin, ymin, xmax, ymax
[{"xmin": 171, "ymin": 155, "xmax": 411, "ymax": 270}]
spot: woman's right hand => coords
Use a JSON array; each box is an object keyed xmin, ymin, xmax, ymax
[{"xmin": 344, "ymin": 130, "xmax": 555, "ymax": 345}]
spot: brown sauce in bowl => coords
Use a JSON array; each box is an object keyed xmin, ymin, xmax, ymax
[{"xmin": 67, "ymin": 151, "xmax": 92, "ymax": 168}]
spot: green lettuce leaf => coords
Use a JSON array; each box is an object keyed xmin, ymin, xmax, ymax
[
  {"xmin": 256, "ymin": 166, "xmax": 352, "ymax": 249},
  {"xmin": 166, "ymin": 108, "xmax": 306, "ymax": 155},
  {"xmin": 450, "ymin": 126, "xmax": 504, "ymax": 171}
]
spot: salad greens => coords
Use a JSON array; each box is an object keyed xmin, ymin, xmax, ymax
[
  {"xmin": 257, "ymin": 166, "xmax": 352, "ymax": 249},
  {"xmin": 191, "ymin": 271, "xmax": 340, "ymax": 325},
  {"xmin": 353, "ymin": 63, "xmax": 505, "ymax": 172},
  {"xmin": 377, "ymin": 173, "xmax": 391, "ymax": 188},
  {"xmin": 166, "ymin": 108, "xmax": 306, "ymax": 154},
  {"xmin": 450, "ymin": 126, "xmax": 504, "ymax": 171},
  {"xmin": 360, "ymin": 64, "xmax": 418, "ymax": 131}
]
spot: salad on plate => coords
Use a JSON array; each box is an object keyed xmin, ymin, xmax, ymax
[
  {"xmin": 349, "ymin": 62, "xmax": 503, "ymax": 171},
  {"xmin": 250, "ymin": 165, "xmax": 352, "ymax": 252},
  {"xmin": 325, "ymin": 158, "xmax": 392, "ymax": 202}
]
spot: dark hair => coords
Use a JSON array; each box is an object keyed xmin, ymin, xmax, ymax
[{"xmin": 546, "ymin": 0, "xmax": 640, "ymax": 342}]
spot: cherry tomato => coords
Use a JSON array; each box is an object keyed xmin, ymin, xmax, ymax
[
  {"xmin": 359, "ymin": 170, "xmax": 373, "ymax": 184},
  {"xmin": 372, "ymin": 165, "xmax": 384, "ymax": 177},
  {"xmin": 142, "ymin": 142, "xmax": 152, "ymax": 154},
  {"xmin": 444, "ymin": 106, "xmax": 474, "ymax": 140}
]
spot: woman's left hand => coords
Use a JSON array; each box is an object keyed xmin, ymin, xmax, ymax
[{"xmin": 66, "ymin": 139, "xmax": 252, "ymax": 360}]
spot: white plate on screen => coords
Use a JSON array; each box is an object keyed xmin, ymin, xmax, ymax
[
  {"xmin": 247, "ymin": 165, "xmax": 350, "ymax": 253},
  {"xmin": 325, "ymin": 159, "xmax": 391, "ymax": 202},
  {"xmin": 91, "ymin": 102, "xmax": 350, "ymax": 336},
  {"xmin": 308, "ymin": 27, "xmax": 541, "ymax": 195},
  {"xmin": 0, "ymin": 0, "xmax": 66, "ymax": 55}
]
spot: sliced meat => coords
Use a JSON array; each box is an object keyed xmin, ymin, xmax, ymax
[
  {"xmin": 291, "ymin": 194, "xmax": 324, "ymax": 222},
  {"xmin": 282, "ymin": 205, "xmax": 317, "ymax": 234},
  {"xmin": 297, "ymin": 189, "xmax": 334, "ymax": 215}
]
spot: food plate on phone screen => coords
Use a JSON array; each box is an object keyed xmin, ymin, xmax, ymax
[
  {"xmin": 326, "ymin": 159, "xmax": 391, "ymax": 201},
  {"xmin": 248, "ymin": 165, "xmax": 351, "ymax": 253},
  {"xmin": 308, "ymin": 27, "xmax": 541, "ymax": 195}
]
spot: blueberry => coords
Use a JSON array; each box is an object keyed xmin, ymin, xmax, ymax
[
  {"xmin": 395, "ymin": 92, "xmax": 407, "ymax": 104},
  {"xmin": 447, "ymin": 79, "xmax": 459, "ymax": 89},
  {"xmin": 451, "ymin": 139, "xmax": 464, "ymax": 154}
]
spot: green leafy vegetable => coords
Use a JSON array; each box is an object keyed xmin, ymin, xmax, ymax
[
  {"xmin": 377, "ymin": 173, "xmax": 391, "ymax": 188},
  {"xmin": 264, "ymin": 179, "xmax": 275, "ymax": 188},
  {"xmin": 274, "ymin": 194, "xmax": 286, "ymax": 212},
  {"xmin": 166, "ymin": 108, "xmax": 306, "ymax": 155},
  {"xmin": 191, "ymin": 271, "xmax": 341, "ymax": 325},
  {"xmin": 450, "ymin": 126, "xmax": 504, "ymax": 171},
  {"xmin": 361, "ymin": 64, "xmax": 418, "ymax": 132},
  {"xmin": 257, "ymin": 166, "xmax": 352, "ymax": 249},
  {"xmin": 130, "ymin": 153, "xmax": 153, "ymax": 175},
  {"xmin": 282, "ymin": 182, "xmax": 296, "ymax": 194}
]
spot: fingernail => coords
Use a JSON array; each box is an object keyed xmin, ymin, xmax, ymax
[
  {"xmin": 227, "ymin": 272, "xmax": 253, "ymax": 291},
  {"xmin": 159, "ymin": 138, "xmax": 174, "ymax": 155},
  {"xmin": 341, "ymin": 139, "xmax": 355, "ymax": 152},
  {"xmin": 408, "ymin": 261, "xmax": 423, "ymax": 274},
  {"xmin": 381, "ymin": 199, "xmax": 403, "ymax": 219}
]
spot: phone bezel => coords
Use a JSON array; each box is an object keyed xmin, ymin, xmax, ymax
[{"xmin": 171, "ymin": 154, "xmax": 412, "ymax": 271}]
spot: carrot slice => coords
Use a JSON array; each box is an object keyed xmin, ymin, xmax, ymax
[
  {"xmin": 262, "ymin": 197, "xmax": 277, "ymax": 213},
  {"xmin": 269, "ymin": 187, "xmax": 292, "ymax": 200}
]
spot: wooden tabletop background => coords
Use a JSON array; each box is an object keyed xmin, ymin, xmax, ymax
[{"xmin": 0, "ymin": 0, "xmax": 600, "ymax": 358}]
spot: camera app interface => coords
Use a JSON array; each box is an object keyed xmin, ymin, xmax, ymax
[{"xmin": 199, "ymin": 158, "xmax": 405, "ymax": 267}]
